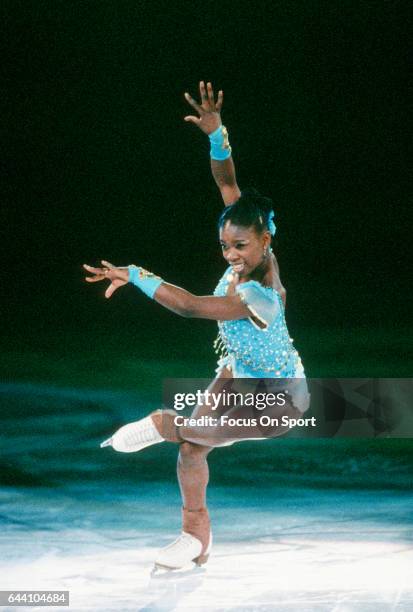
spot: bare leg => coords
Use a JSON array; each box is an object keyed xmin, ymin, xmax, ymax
[
  {"xmin": 178, "ymin": 366, "xmax": 238, "ymax": 447},
  {"xmin": 178, "ymin": 376, "xmax": 306, "ymax": 445},
  {"xmin": 174, "ymin": 367, "xmax": 233, "ymax": 554},
  {"xmin": 178, "ymin": 442, "xmax": 212, "ymax": 510},
  {"xmin": 155, "ymin": 370, "xmax": 308, "ymax": 565},
  {"xmin": 177, "ymin": 367, "xmax": 233, "ymax": 510},
  {"xmin": 156, "ymin": 370, "xmax": 304, "ymax": 556}
]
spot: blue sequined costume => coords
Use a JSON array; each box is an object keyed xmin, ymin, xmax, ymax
[{"xmin": 213, "ymin": 267, "xmax": 305, "ymax": 380}]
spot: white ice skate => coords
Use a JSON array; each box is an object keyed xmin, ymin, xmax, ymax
[
  {"xmin": 100, "ymin": 413, "xmax": 164, "ymax": 453},
  {"xmin": 153, "ymin": 532, "xmax": 212, "ymax": 573}
]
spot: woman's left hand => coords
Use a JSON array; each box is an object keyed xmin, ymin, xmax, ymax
[
  {"xmin": 84, "ymin": 260, "xmax": 129, "ymax": 298},
  {"xmin": 184, "ymin": 81, "xmax": 223, "ymax": 134}
]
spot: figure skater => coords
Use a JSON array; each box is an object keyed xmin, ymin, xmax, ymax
[{"xmin": 84, "ymin": 81, "xmax": 310, "ymax": 571}]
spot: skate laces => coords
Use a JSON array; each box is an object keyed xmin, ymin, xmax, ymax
[
  {"xmin": 163, "ymin": 533, "xmax": 199, "ymax": 552},
  {"xmin": 124, "ymin": 418, "xmax": 161, "ymax": 448}
]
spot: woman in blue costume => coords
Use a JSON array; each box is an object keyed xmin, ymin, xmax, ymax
[{"xmin": 84, "ymin": 81, "xmax": 310, "ymax": 571}]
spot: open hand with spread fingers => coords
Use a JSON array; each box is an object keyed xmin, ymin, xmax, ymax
[
  {"xmin": 83, "ymin": 260, "xmax": 129, "ymax": 299},
  {"xmin": 184, "ymin": 81, "xmax": 224, "ymax": 135}
]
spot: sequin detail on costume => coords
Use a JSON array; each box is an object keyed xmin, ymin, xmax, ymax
[
  {"xmin": 221, "ymin": 126, "xmax": 231, "ymax": 152},
  {"xmin": 213, "ymin": 333, "xmax": 228, "ymax": 360},
  {"xmin": 138, "ymin": 268, "xmax": 161, "ymax": 281},
  {"xmin": 213, "ymin": 268, "xmax": 299, "ymax": 377}
]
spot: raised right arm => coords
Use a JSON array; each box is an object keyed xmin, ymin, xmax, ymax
[
  {"xmin": 184, "ymin": 81, "xmax": 241, "ymax": 206},
  {"xmin": 210, "ymin": 157, "xmax": 241, "ymax": 206}
]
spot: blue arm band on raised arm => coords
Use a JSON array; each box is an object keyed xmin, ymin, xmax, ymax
[
  {"xmin": 128, "ymin": 265, "xmax": 163, "ymax": 299},
  {"xmin": 209, "ymin": 125, "xmax": 232, "ymax": 160}
]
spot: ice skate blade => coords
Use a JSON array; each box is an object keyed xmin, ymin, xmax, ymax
[
  {"xmin": 100, "ymin": 437, "xmax": 113, "ymax": 448},
  {"xmin": 150, "ymin": 563, "xmax": 206, "ymax": 580}
]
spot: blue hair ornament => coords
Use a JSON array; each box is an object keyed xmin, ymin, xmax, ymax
[{"xmin": 268, "ymin": 210, "xmax": 276, "ymax": 236}]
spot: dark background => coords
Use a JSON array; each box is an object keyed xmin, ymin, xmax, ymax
[{"xmin": 2, "ymin": 0, "xmax": 411, "ymax": 383}]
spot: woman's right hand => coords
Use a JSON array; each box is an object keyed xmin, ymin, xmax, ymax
[
  {"xmin": 184, "ymin": 81, "xmax": 223, "ymax": 135},
  {"xmin": 84, "ymin": 260, "xmax": 129, "ymax": 299}
]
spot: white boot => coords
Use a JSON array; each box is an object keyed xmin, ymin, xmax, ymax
[
  {"xmin": 154, "ymin": 507, "xmax": 212, "ymax": 570},
  {"xmin": 154, "ymin": 532, "xmax": 212, "ymax": 570},
  {"xmin": 100, "ymin": 410, "xmax": 178, "ymax": 453}
]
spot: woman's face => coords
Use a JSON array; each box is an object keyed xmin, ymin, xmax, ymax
[{"xmin": 219, "ymin": 221, "xmax": 270, "ymax": 277}]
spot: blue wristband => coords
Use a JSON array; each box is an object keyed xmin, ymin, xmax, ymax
[
  {"xmin": 128, "ymin": 265, "xmax": 163, "ymax": 299},
  {"xmin": 209, "ymin": 125, "xmax": 232, "ymax": 160}
]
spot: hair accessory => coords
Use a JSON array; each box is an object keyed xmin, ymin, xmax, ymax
[
  {"xmin": 268, "ymin": 210, "xmax": 276, "ymax": 236},
  {"xmin": 209, "ymin": 125, "xmax": 232, "ymax": 160},
  {"xmin": 128, "ymin": 266, "xmax": 163, "ymax": 299}
]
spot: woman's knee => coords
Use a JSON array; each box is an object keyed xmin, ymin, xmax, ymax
[{"xmin": 178, "ymin": 441, "xmax": 212, "ymax": 466}]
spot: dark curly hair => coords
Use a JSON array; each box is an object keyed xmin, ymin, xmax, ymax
[{"xmin": 218, "ymin": 187, "xmax": 276, "ymax": 235}]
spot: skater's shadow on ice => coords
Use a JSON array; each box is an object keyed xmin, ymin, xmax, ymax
[{"xmin": 140, "ymin": 568, "xmax": 206, "ymax": 611}]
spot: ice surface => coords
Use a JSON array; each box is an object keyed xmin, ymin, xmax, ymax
[{"xmin": 1, "ymin": 495, "xmax": 412, "ymax": 612}]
